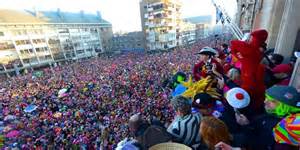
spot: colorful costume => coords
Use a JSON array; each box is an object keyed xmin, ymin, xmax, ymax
[
  {"xmin": 230, "ymin": 29, "xmax": 268, "ymax": 111},
  {"xmin": 273, "ymin": 113, "xmax": 300, "ymax": 146},
  {"xmin": 180, "ymin": 76, "xmax": 221, "ymax": 100},
  {"xmin": 193, "ymin": 59, "xmax": 223, "ymax": 81}
]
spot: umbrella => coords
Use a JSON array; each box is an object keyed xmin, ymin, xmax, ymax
[
  {"xmin": 4, "ymin": 115, "xmax": 16, "ymax": 121},
  {"xmin": 58, "ymin": 88, "xmax": 68, "ymax": 98},
  {"xmin": 24, "ymin": 105, "xmax": 38, "ymax": 113},
  {"xmin": 5, "ymin": 130, "xmax": 20, "ymax": 138}
]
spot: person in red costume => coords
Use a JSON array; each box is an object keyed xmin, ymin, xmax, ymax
[
  {"xmin": 230, "ymin": 29, "xmax": 268, "ymax": 113},
  {"xmin": 193, "ymin": 47, "xmax": 224, "ymax": 81}
]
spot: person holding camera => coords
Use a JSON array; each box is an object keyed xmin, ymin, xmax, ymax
[{"xmin": 193, "ymin": 47, "xmax": 224, "ymax": 81}]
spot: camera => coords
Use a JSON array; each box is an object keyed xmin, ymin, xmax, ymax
[{"xmin": 205, "ymin": 58, "xmax": 213, "ymax": 74}]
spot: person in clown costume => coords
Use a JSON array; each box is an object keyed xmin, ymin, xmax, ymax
[
  {"xmin": 233, "ymin": 85, "xmax": 300, "ymax": 149},
  {"xmin": 230, "ymin": 29, "xmax": 268, "ymax": 113}
]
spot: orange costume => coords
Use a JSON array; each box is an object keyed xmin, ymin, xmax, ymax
[{"xmin": 230, "ymin": 29, "xmax": 268, "ymax": 111}]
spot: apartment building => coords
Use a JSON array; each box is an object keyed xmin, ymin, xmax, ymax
[
  {"xmin": 140, "ymin": 0, "xmax": 182, "ymax": 51},
  {"xmin": 0, "ymin": 9, "xmax": 112, "ymax": 74}
]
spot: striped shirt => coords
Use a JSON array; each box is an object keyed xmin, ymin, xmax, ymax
[{"xmin": 167, "ymin": 113, "xmax": 202, "ymax": 148}]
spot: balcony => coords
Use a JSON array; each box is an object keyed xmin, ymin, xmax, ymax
[
  {"xmin": 31, "ymin": 34, "xmax": 45, "ymax": 39},
  {"xmin": 33, "ymin": 43, "xmax": 48, "ymax": 48},
  {"xmin": 13, "ymin": 35, "xmax": 30, "ymax": 40},
  {"xmin": 148, "ymin": 16, "xmax": 154, "ymax": 19},
  {"xmin": 144, "ymin": 14, "xmax": 148, "ymax": 18},
  {"xmin": 17, "ymin": 44, "xmax": 33, "ymax": 50},
  {"xmin": 36, "ymin": 51, "xmax": 51, "ymax": 56},
  {"xmin": 147, "ymin": 7, "xmax": 153, "ymax": 12},
  {"xmin": 20, "ymin": 53, "xmax": 36, "ymax": 59}
]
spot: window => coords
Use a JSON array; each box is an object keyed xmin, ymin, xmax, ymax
[
  {"xmin": 0, "ymin": 31, "xmax": 4, "ymax": 36},
  {"xmin": 32, "ymin": 39, "xmax": 37, "ymax": 44},
  {"xmin": 36, "ymin": 48, "xmax": 41, "ymax": 52},
  {"xmin": 58, "ymin": 29, "xmax": 69, "ymax": 34},
  {"xmin": 77, "ymin": 50, "xmax": 84, "ymax": 54},
  {"xmin": 25, "ymin": 40, "xmax": 30, "ymax": 44},
  {"xmin": 0, "ymin": 41, "xmax": 14, "ymax": 50},
  {"xmin": 45, "ymin": 55, "xmax": 52, "ymax": 60},
  {"xmin": 23, "ymin": 30, "xmax": 27, "ymax": 35},
  {"xmin": 23, "ymin": 59, "xmax": 30, "ymax": 63}
]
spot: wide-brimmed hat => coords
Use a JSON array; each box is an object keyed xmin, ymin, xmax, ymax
[
  {"xmin": 197, "ymin": 47, "xmax": 218, "ymax": 56},
  {"xmin": 149, "ymin": 142, "xmax": 192, "ymax": 150}
]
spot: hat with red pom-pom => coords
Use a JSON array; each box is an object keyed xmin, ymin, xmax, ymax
[{"xmin": 226, "ymin": 87, "xmax": 250, "ymax": 109}]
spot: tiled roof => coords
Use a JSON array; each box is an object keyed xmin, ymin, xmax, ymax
[{"xmin": 0, "ymin": 9, "xmax": 111, "ymax": 25}]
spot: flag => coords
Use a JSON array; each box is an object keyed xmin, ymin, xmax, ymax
[{"xmin": 216, "ymin": 7, "xmax": 224, "ymax": 24}]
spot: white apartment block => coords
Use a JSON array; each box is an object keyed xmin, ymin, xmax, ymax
[
  {"xmin": 181, "ymin": 21, "xmax": 196, "ymax": 45},
  {"xmin": 0, "ymin": 9, "xmax": 112, "ymax": 75},
  {"xmin": 140, "ymin": 0, "xmax": 182, "ymax": 51}
]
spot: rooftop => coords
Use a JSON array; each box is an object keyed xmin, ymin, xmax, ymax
[
  {"xmin": 183, "ymin": 15, "xmax": 212, "ymax": 24},
  {"xmin": 0, "ymin": 9, "xmax": 111, "ymax": 25}
]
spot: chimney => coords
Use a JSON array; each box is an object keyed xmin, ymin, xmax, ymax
[
  {"xmin": 80, "ymin": 10, "xmax": 84, "ymax": 16},
  {"xmin": 57, "ymin": 8, "xmax": 61, "ymax": 14},
  {"xmin": 56, "ymin": 8, "xmax": 63, "ymax": 19},
  {"xmin": 97, "ymin": 11, "xmax": 102, "ymax": 20}
]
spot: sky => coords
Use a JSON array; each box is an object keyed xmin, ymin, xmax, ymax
[{"xmin": 0, "ymin": 0, "xmax": 237, "ymax": 33}]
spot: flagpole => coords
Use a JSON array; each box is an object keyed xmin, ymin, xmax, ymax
[{"xmin": 212, "ymin": 0, "xmax": 244, "ymax": 40}]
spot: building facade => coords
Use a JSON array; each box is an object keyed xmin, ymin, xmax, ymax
[
  {"xmin": 140, "ymin": 0, "xmax": 182, "ymax": 51},
  {"xmin": 180, "ymin": 21, "xmax": 196, "ymax": 45},
  {"xmin": 184, "ymin": 16, "xmax": 213, "ymax": 40},
  {"xmin": 111, "ymin": 31, "xmax": 144, "ymax": 53},
  {"xmin": 0, "ymin": 9, "xmax": 112, "ymax": 74},
  {"xmin": 235, "ymin": 0, "xmax": 300, "ymax": 62},
  {"xmin": 235, "ymin": 0, "xmax": 256, "ymax": 32}
]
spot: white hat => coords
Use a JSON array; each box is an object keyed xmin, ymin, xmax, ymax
[
  {"xmin": 197, "ymin": 47, "xmax": 218, "ymax": 56},
  {"xmin": 226, "ymin": 88, "xmax": 250, "ymax": 109}
]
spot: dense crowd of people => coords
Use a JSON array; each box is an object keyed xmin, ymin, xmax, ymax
[
  {"xmin": 0, "ymin": 39, "xmax": 212, "ymax": 149},
  {"xmin": 0, "ymin": 31, "xmax": 299, "ymax": 150}
]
